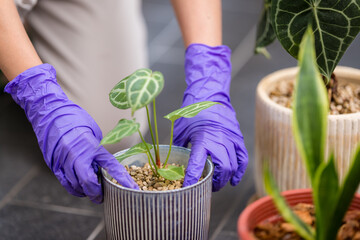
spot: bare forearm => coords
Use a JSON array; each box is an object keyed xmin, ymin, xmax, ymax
[
  {"xmin": 0, "ymin": 0, "xmax": 42, "ymax": 81},
  {"xmin": 171, "ymin": 0, "xmax": 222, "ymax": 47}
]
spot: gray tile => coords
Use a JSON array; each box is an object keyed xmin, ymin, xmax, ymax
[
  {"xmin": 0, "ymin": 96, "xmax": 43, "ymax": 200},
  {"xmin": 214, "ymin": 230, "xmax": 239, "ymax": 240},
  {"xmin": 223, "ymin": 11, "xmax": 260, "ymax": 50},
  {"xmin": 14, "ymin": 169, "xmax": 103, "ymax": 212},
  {"xmin": 338, "ymin": 35, "xmax": 360, "ymax": 68},
  {"xmin": 94, "ymin": 228, "xmax": 106, "ymax": 240},
  {"xmin": 208, "ymin": 167, "xmax": 255, "ymax": 238},
  {"xmin": 222, "ymin": 0, "xmax": 263, "ymax": 14},
  {"xmin": 142, "ymin": 1, "xmax": 173, "ymax": 24},
  {"xmin": 0, "ymin": 204, "xmax": 100, "ymax": 240}
]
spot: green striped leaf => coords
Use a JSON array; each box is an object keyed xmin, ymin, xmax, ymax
[
  {"xmin": 100, "ymin": 119, "xmax": 139, "ymax": 145},
  {"xmin": 292, "ymin": 27, "xmax": 328, "ymax": 184},
  {"xmin": 271, "ymin": 0, "xmax": 360, "ymax": 80},
  {"xmin": 313, "ymin": 155, "xmax": 339, "ymax": 240},
  {"xmin": 328, "ymin": 146, "xmax": 360, "ymax": 238},
  {"xmin": 164, "ymin": 101, "xmax": 220, "ymax": 122},
  {"xmin": 264, "ymin": 164, "xmax": 315, "ymax": 240},
  {"xmin": 158, "ymin": 165, "xmax": 185, "ymax": 181},
  {"xmin": 109, "ymin": 76, "xmax": 130, "ymax": 110},
  {"xmin": 115, "ymin": 142, "xmax": 153, "ymax": 162},
  {"xmin": 255, "ymin": 0, "xmax": 276, "ymax": 58},
  {"xmin": 126, "ymin": 68, "xmax": 164, "ymax": 115}
]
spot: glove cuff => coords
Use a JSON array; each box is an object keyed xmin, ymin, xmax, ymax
[
  {"xmin": 183, "ymin": 43, "xmax": 232, "ymax": 103},
  {"xmin": 4, "ymin": 63, "xmax": 58, "ymax": 107}
]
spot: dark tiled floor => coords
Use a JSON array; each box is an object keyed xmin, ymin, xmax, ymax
[{"xmin": 1, "ymin": 0, "xmax": 360, "ymax": 239}]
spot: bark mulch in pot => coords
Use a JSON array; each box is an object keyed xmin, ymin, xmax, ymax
[
  {"xmin": 253, "ymin": 203, "xmax": 360, "ymax": 240},
  {"xmin": 111, "ymin": 163, "xmax": 206, "ymax": 191},
  {"xmin": 269, "ymin": 79, "xmax": 360, "ymax": 115}
]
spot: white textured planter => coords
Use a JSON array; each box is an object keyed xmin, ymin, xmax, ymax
[
  {"xmin": 102, "ymin": 145, "xmax": 214, "ymax": 240},
  {"xmin": 255, "ymin": 66, "xmax": 360, "ymax": 197}
]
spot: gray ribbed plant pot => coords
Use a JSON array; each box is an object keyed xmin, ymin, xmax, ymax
[{"xmin": 102, "ymin": 145, "xmax": 214, "ymax": 240}]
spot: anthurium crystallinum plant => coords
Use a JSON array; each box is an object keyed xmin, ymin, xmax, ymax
[
  {"xmin": 253, "ymin": 0, "xmax": 360, "ymax": 197},
  {"xmin": 263, "ymin": 27, "xmax": 360, "ymax": 240},
  {"xmin": 100, "ymin": 68, "xmax": 219, "ymax": 182},
  {"xmin": 255, "ymin": 0, "xmax": 360, "ymax": 82}
]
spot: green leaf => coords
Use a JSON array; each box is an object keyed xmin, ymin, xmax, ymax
[
  {"xmin": 164, "ymin": 101, "xmax": 220, "ymax": 122},
  {"xmin": 264, "ymin": 164, "xmax": 315, "ymax": 240},
  {"xmin": 157, "ymin": 165, "xmax": 185, "ymax": 181},
  {"xmin": 255, "ymin": 0, "xmax": 276, "ymax": 58},
  {"xmin": 109, "ymin": 75, "xmax": 131, "ymax": 109},
  {"xmin": 126, "ymin": 68, "xmax": 164, "ymax": 115},
  {"xmin": 271, "ymin": 0, "xmax": 360, "ymax": 80},
  {"xmin": 115, "ymin": 142, "xmax": 153, "ymax": 162},
  {"xmin": 100, "ymin": 119, "xmax": 139, "ymax": 145},
  {"xmin": 327, "ymin": 146, "xmax": 360, "ymax": 238},
  {"xmin": 292, "ymin": 27, "xmax": 328, "ymax": 184},
  {"xmin": 313, "ymin": 155, "xmax": 339, "ymax": 240}
]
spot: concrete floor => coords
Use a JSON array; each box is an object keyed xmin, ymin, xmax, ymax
[{"xmin": 1, "ymin": 0, "xmax": 360, "ymax": 239}]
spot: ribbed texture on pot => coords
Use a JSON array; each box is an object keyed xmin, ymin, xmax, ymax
[
  {"xmin": 102, "ymin": 145, "xmax": 213, "ymax": 240},
  {"xmin": 255, "ymin": 67, "xmax": 360, "ymax": 197}
]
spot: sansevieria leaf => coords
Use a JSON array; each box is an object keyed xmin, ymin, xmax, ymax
[
  {"xmin": 109, "ymin": 75, "xmax": 131, "ymax": 109},
  {"xmin": 100, "ymin": 119, "xmax": 139, "ymax": 145},
  {"xmin": 328, "ymin": 146, "xmax": 360, "ymax": 238},
  {"xmin": 292, "ymin": 27, "xmax": 328, "ymax": 184},
  {"xmin": 313, "ymin": 155, "xmax": 339, "ymax": 240},
  {"xmin": 271, "ymin": 0, "xmax": 360, "ymax": 80},
  {"xmin": 263, "ymin": 164, "xmax": 315, "ymax": 240},
  {"xmin": 126, "ymin": 68, "xmax": 164, "ymax": 115},
  {"xmin": 255, "ymin": 0, "xmax": 276, "ymax": 58},
  {"xmin": 158, "ymin": 165, "xmax": 185, "ymax": 181},
  {"xmin": 115, "ymin": 143, "xmax": 153, "ymax": 162},
  {"xmin": 164, "ymin": 101, "xmax": 220, "ymax": 122}
]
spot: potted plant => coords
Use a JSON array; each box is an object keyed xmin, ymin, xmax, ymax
[
  {"xmin": 239, "ymin": 27, "xmax": 360, "ymax": 240},
  {"xmin": 100, "ymin": 68, "xmax": 218, "ymax": 239},
  {"xmin": 254, "ymin": 0, "xmax": 360, "ymax": 196}
]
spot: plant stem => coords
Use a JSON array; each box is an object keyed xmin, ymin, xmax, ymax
[
  {"xmin": 164, "ymin": 120, "xmax": 174, "ymax": 167},
  {"xmin": 146, "ymin": 152, "xmax": 156, "ymax": 176},
  {"xmin": 153, "ymin": 100, "xmax": 160, "ymax": 167},
  {"xmin": 138, "ymin": 130, "xmax": 158, "ymax": 171},
  {"xmin": 145, "ymin": 105, "xmax": 159, "ymax": 166}
]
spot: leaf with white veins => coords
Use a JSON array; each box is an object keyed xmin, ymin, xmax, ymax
[
  {"xmin": 115, "ymin": 142, "xmax": 153, "ymax": 162},
  {"xmin": 158, "ymin": 165, "xmax": 185, "ymax": 181},
  {"xmin": 126, "ymin": 68, "xmax": 164, "ymax": 115},
  {"xmin": 109, "ymin": 75, "xmax": 131, "ymax": 109},
  {"xmin": 164, "ymin": 101, "xmax": 220, "ymax": 122},
  {"xmin": 100, "ymin": 119, "xmax": 139, "ymax": 145}
]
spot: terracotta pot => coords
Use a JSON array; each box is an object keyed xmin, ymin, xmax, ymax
[
  {"xmin": 102, "ymin": 145, "xmax": 214, "ymax": 240},
  {"xmin": 255, "ymin": 66, "xmax": 360, "ymax": 197},
  {"xmin": 238, "ymin": 189, "xmax": 360, "ymax": 240}
]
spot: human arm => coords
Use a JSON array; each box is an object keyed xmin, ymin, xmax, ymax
[
  {"xmin": 171, "ymin": 0, "xmax": 249, "ymax": 191},
  {"xmin": 171, "ymin": 0, "xmax": 222, "ymax": 47},
  {"xmin": 1, "ymin": 1, "xmax": 138, "ymax": 202},
  {"xmin": 0, "ymin": 0, "xmax": 42, "ymax": 80}
]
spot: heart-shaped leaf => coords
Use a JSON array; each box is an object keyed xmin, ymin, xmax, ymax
[
  {"xmin": 109, "ymin": 76, "xmax": 131, "ymax": 109},
  {"xmin": 115, "ymin": 142, "xmax": 153, "ymax": 162},
  {"xmin": 158, "ymin": 165, "xmax": 185, "ymax": 181},
  {"xmin": 100, "ymin": 119, "xmax": 139, "ymax": 145},
  {"xmin": 126, "ymin": 68, "xmax": 164, "ymax": 115},
  {"xmin": 164, "ymin": 101, "xmax": 220, "ymax": 122},
  {"xmin": 255, "ymin": 0, "xmax": 276, "ymax": 58},
  {"xmin": 271, "ymin": 0, "xmax": 360, "ymax": 80}
]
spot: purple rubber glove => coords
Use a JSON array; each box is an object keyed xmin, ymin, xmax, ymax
[
  {"xmin": 174, "ymin": 44, "xmax": 248, "ymax": 192},
  {"xmin": 4, "ymin": 64, "xmax": 138, "ymax": 203}
]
